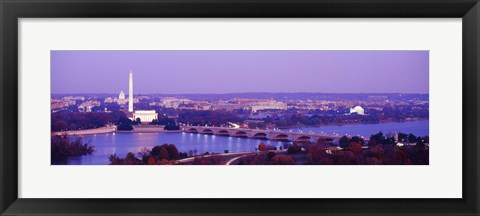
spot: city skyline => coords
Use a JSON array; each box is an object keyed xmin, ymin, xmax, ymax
[{"xmin": 51, "ymin": 50, "xmax": 429, "ymax": 94}]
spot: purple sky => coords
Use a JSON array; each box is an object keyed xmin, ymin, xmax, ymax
[{"xmin": 51, "ymin": 50, "xmax": 429, "ymax": 94}]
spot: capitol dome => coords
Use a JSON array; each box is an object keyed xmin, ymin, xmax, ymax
[{"xmin": 118, "ymin": 90, "xmax": 126, "ymax": 99}]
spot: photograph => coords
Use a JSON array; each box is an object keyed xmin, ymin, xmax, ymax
[{"xmin": 50, "ymin": 50, "xmax": 429, "ymax": 165}]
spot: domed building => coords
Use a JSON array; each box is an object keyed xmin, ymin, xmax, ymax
[
  {"xmin": 350, "ymin": 106, "xmax": 365, "ymax": 115},
  {"xmin": 118, "ymin": 90, "xmax": 126, "ymax": 99}
]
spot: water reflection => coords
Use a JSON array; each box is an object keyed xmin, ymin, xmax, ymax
[{"xmin": 63, "ymin": 120, "xmax": 428, "ymax": 165}]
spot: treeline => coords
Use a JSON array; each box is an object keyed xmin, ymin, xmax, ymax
[
  {"xmin": 237, "ymin": 132, "xmax": 429, "ymax": 165},
  {"xmin": 366, "ymin": 132, "xmax": 428, "ymax": 147},
  {"xmin": 303, "ymin": 138, "xmax": 428, "ymax": 165},
  {"xmin": 51, "ymin": 135, "xmax": 94, "ymax": 164},
  {"xmin": 149, "ymin": 116, "xmax": 180, "ymax": 130},
  {"xmin": 248, "ymin": 113, "xmax": 381, "ymax": 128},
  {"xmin": 177, "ymin": 110, "xmax": 244, "ymax": 126},
  {"xmin": 51, "ymin": 111, "xmax": 133, "ymax": 132},
  {"xmin": 109, "ymin": 144, "xmax": 189, "ymax": 165}
]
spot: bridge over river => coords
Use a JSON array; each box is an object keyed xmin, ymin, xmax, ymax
[{"xmin": 181, "ymin": 126, "xmax": 361, "ymax": 143}]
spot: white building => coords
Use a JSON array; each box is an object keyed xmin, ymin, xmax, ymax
[
  {"xmin": 119, "ymin": 90, "xmax": 126, "ymax": 99},
  {"xmin": 350, "ymin": 106, "xmax": 365, "ymax": 115},
  {"xmin": 251, "ymin": 101, "xmax": 287, "ymax": 112},
  {"xmin": 133, "ymin": 110, "xmax": 158, "ymax": 123}
]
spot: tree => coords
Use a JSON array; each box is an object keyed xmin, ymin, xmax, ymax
[
  {"xmin": 316, "ymin": 138, "xmax": 327, "ymax": 145},
  {"xmin": 164, "ymin": 124, "xmax": 180, "ymax": 130},
  {"xmin": 271, "ymin": 155, "xmax": 294, "ymax": 165},
  {"xmin": 368, "ymin": 139, "xmax": 378, "ymax": 147},
  {"xmin": 125, "ymin": 152, "xmax": 143, "ymax": 165},
  {"xmin": 383, "ymin": 136, "xmax": 396, "ymax": 145},
  {"xmin": 159, "ymin": 147, "xmax": 169, "ymax": 160},
  {"xmin": 416, "ymin": 140, "xmax": 426, "ymax": 148},
  {"xmin": 370, "ymin": 132, "xmax": 384, "ymax": 144},
  {"xmin": 287, "ymin": 144, "xmax": 302, "ymax": 154},
  {"xmin": 117, "ymin": 116, "xmax": 134, "ymax": 131},
  {"xmin": 306, "ymin": 143, "xmax": 327, "ymax": 164},
  {"xmin": 348, "ymin": 142, "xmax": 363, "ymax": 154},
  {"xmin": 51, "ymin": 111, "xmax": 133, "ymax": 131},
  {"xmin": 151, "ymin": 145, "xmax": 169, "ymax": 160},
  {"xmin": 332, "ymin": 151, "xmax": 352, "ymax": 165},
  {"xmin": 110, "ymin": 152, "xmax": 143, "ymax": 165},
  {"xmin": 258, "ymin": 143, "xmax": 267, "ymax": 151},
  {"xmin": 167, "ymin": 144, "xmax": 179, "ymax": 160},
  {"xmin": 408, "ymin": 133, "xmax": 417, "ymax": 143},
  {"xmin": 339, "ymin": 136, "xmax": 350, "ymax": 149},
  {"xmin": 350, "ymin": 136, "xmax": 365, "ymax": 145},
  {"xmin": 267, "ymin": 152, "xmax": 276, "ymax": 161},
  {"xmin": 266, "ymin": 145, "xmax": 277, "ymax": 151},
  {"xmin": 147, "ymin": 157, "xmax": 156, "ymax": 165},
  {"xmin": 398, "ymin": 132, "xmax": 408, "ymax": 142},
  {"xmin": 53, "ymin": 120, "xmax": 68, "ymax": 131},
  {"xmin": 51, "ymin": 135, "xmax": 94, "ymax": 164},
  {"xmin": 369, "ymin": 145, "xmax": 385, "ymax": 159},
  {"xmin": 150, "ymin": 119, "xmax": 159, "ymax": 125},
  {"xmin": 137, "ymin": 147, "xmax": 151, "ymax": 163},
  {"xmin": 390, "ymin": 146, "xmax": 412, "ymax": 165}
]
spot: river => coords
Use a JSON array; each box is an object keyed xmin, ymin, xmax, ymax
[
  {"xmin": 61, "ymin": 120, "xmax": 428, "ymax": 165},
  {"xmin": 280, "ymin": 120, "xmax": 429, "ymax": 138}
]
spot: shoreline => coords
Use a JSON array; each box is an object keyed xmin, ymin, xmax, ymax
[
  {"xmin": 275, "ymin": 118, "xmax": 429, "ymax": 130},
  {"xmin": 52, "ymin": 119, "xmax": 428, "ymax": 136},
  {"xmin": 52, "ymin": 126, "xmax": 181, "ymax": 136},
  {"xmin": 51, "ymin": 126, "xmax": 117, "ymax": 136}
]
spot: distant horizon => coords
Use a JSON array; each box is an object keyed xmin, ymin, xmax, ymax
[
  {"xmin": 52, "ymin": 92, "xmax": 430, "ymax": 96},
  {"xmin": 51, "ymin": 50, "xmax": 429, "ymax": 94}
]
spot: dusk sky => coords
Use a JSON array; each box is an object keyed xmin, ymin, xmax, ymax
[{"xmin": 51, "ymin": 50, "xmax": 429, "ymax": 94}]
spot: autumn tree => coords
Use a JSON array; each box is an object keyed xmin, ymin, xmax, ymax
[
  {"xmin": 271, "ymin": 155, "xmax": 295, "ymax": 165},
  {"xmin": 306, "ymin": 142, "xmax": 328, "ymax": 164},
  {"xmin": 258, "ymin": 143, "xmax": 267, "ymax": 151},
  {"xmin": 167, "ymin": 144, "xmax": 179, "ymax": 160},
  {"xmin": 267, "ymin": 151, "xmax": 276, "ymax": 161},
  {"xmin": 147, "ymin": 157, "xmax": 156, "ymax": 165},
  {"xmin": 348, "ymin": 142, "xmax": 363, "ymax": 154}
]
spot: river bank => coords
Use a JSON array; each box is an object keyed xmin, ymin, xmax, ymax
[
  {"xmin": 52, "ymin": 118, "xmax": 428, "ymax": 137},
  {"xmin": 51, "ymin": 125, "xmax": 117, "ymax": 136},
  {"xmin": 60, "ymin": 120, "xmax": 428, "ymax": 165},
  {"xmin": 275, "ymin": 118, "xmax": 429, "ymax": 130},
  {"xmin": 52, "ymin": 125, "xmax": 180, "ymax": 136}
]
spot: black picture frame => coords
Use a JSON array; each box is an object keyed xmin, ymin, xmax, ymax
[{"xmin": 1, "ymin": 0, "xmax": 479, "ymax": 215}]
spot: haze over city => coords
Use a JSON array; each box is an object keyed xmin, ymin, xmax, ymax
[{"xmin": 51, "ymin": 50, "xmax": 429, "ymax": 94}]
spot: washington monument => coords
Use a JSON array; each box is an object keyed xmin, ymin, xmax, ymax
[{"xmin": 128, "ymin": 69, "xmax": 133, "ymax": 112}]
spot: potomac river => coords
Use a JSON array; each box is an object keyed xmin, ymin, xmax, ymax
[{"xmin": 63, "ymin": 120, "xmax": 428, "ymax": 165}]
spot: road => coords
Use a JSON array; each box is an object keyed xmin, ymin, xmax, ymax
[
  {"xmin": 175, "ymin": 152, "xmax": 254, "ymax": 164},
  {"xmin": 224, "ymin": 153, "xmax": 254, "ymax": 165}
]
